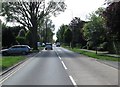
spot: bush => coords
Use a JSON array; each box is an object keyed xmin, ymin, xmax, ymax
[
  {"xmin": 2, "ymin": 28, "xmax": 17, "ymax": 47},
  {"xmin": 25, "ymin": 31, "xmax": 33, "ymax": 47},
  {"xmin": 107, "ymin": 41, "xmax": 116, "ymax": 54},
  {"xmin": 86, "ymin": 41, "xmax": 94, "ymax": 50},
  {"xmin": 76, "ymin": 43, "xmax": 82, "ymax": 48},
  {"xmin": 16, "ymin": 36, "xmax": 26, "ymax": 45},
  {"xmin": 98, "ymin": 42, "xmax": 108, "ymax": 51}
]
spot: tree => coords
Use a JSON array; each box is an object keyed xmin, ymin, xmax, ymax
[
  {"xmin": 82, "ymin": 9, "xmax": 106, "ymax": 54},
  {"xmin": 103, "ymin": 1, "xmax": 120, "ymax": 40},
  {"xmin": 25, "ymin": 30, "xmax": 33, "ymax": 47},
  {"xmin": 44, "ymin": 18, "xmax": 55, "ymax": 43},
  {"xmin": 56, "ymin": 24, "xmax": 68, "ymax": 44},
  {"xmin": 63, "ymin": 28, "xmax": 72, "ymax": 45},
  {"xmin": 16, "ymin": 29, "xmax": 26, "ymax": 45},
  {"xmin": 17, "ymin": 29, "xmax": 26, "ymax": 37},
  {"xmin": 1, "ymin": 0, "xmax": 66, "ymax": 50},
  {"xmin": 103, "ymin": 1, "xmax": 120, "ymax": 54},
  {"xmin": 2, "ymin": 24, "xmax": 17, "ymax": 48},
  {"xmin": 69, "ymin": 17, "xmax": 86, "ymax": 48},
  {"xmin": 38, "ymin": 18, "xmax": 55, "ymax": 43}
]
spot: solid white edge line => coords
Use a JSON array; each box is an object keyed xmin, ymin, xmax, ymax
[
  {"xmin": 61, "ymin": 61, "xmax": 67, "ymax": 70},
  {"xmin": 0, "ymin": 60, "xmax": 29, "ymax": 84},
  {"xmin": 96, "ymin": 60, "xmax": 118, "ymax": 70},
  {"xmin": 0, "ymin": 52, "xmax": 40, "ymax": 84},
  {"xmin": 69, "ymin": 76, "xmax": 78, "ymax": 87}
]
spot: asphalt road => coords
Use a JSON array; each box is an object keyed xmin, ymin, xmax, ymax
[{"xmin": 1, "ymin": 46, "xmax": 118, "ymax": 86}]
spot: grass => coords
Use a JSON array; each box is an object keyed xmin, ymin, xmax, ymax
[
  {"xmin": 0, "ymin": 56, "xmax": 26, "ymax": 70},
  {"xmin": 63, "ymin": 46, "xmax": 119, "ymax": 61}
]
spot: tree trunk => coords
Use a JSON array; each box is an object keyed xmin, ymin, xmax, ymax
[
  {"xmin": 30, "ymin": 15, "xmax": 38, "ymax": 50},
  {"xmin": 96, "ymin": 46, "xmax": 98, "ymax": 54},
  {"xmin": 113, "ymin": 41, "xmax": 118, "ymax": 54},
  {"xmin": 31, "ymin": 29, "xmax": 38, "ymax": 50}
]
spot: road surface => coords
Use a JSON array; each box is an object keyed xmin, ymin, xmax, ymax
[{"xmin": 0, "ymin": 46, "xmax": 118, "ymax": 86}]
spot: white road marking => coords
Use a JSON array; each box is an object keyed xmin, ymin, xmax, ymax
[
  {"xmin": 96, "ymin": 60, "xmax": 118, "ymax": 70},
  {"xmin": 0, "ymin": 59, "xmax": 30, "ymax": 84},
  {"xmin": 53, "ymin": 48, "xmax": 78, "ymax": 86},
  {"xmin": 0, "ymin": 52, "xmax": 40, "ymax": 84},
  {"xmin": 58, "ymin": 56, "xmax": 61, "ymax": 60},
  {"xmin": 69, "ymin": 76, "xmax": 78, "ymax": 87},
  {"xmin": 54, "ymin": 50, "xmax": 61, "ymax": 60},
  {"xmin": 61, "ymin": 61, "xmax": 67, "ymax": 70}
]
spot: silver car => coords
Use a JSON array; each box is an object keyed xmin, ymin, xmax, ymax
[{"xmin": 2, "ymin": 45, "xmax": 32, "ymax": 56}]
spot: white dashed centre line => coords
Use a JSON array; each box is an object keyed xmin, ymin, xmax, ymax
[
  {"xmin": 55, "ymin": 49, "xmax": 78, "ymax": 86},
  {"xmin": 58, "ymin": 56, "xmax": 62, "ymax": 60},
  {"xmin": 61, "ymin": 61, "xmax": 67, "ymax": 70},
  {"xmin": 69, "ymin": 76, "xmax": 78, "ymax": 87}
]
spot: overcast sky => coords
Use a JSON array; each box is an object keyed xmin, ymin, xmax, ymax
[{"xmin": 51, "ymin": 0, "xmax": 105, "ymax": 40}]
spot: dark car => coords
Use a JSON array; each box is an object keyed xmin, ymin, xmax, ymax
[
  {"xmin": 45, "ymin": 43, "xmax": 53, "ymax": 50},
  {"xmin": 56, "ymin": 42, "xmax": 60, "ymax": 47},
  {"xmin": 1, "ymin": 45, "xmax": 32, "ymax": 56}
]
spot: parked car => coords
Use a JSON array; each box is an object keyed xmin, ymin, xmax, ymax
[
  {"xmin": 45, "ymin": 43, "xmax": 53, "ymax": 50},
  {"xmin": 1, "ymin": 45, "xmax": 32, "ymax": 56}
]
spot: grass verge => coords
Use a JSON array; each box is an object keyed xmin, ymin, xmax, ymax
[
  {"xmin": 63, "ymin": 46, "xmax": 119, "ymax": 61},
  {"xmin": 0, "ymin": 56, "xmax": 26, "ymax": 71}
]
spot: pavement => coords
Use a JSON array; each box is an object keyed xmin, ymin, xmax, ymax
[
  {"xmin": 0, "ymin": 46, "xmax": 118, "ymax": 86},
  {"xmin": 81, "ymin": 49, "xmax": 120, "ymax": 58}
]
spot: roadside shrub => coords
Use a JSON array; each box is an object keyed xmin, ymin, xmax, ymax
[
  {"xmin": 76, "ymin": 43, "xmax": 82, "ymax": 48},
  {"xmin": 107, "ymin": 41, "xmax": 116, "ymax": 54},
  {"xmin": 98, "ymin": 42, "xmax": 108, "ymax": 51},
  {"xmin": 25, "ymin": 31, "xmax": 33, "ymax": 47},
  {"xmin": 16, "ymin": 36, "xmax": 26, "ymax": 45}
]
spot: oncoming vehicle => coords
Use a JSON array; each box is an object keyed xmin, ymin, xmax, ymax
[
  {"xmin": 56, "ymin": 42, "xmax": 60, "ymax": 47},
  {"xmin": 45, "ymin": 43, "xmax": 53, "ymax": 50},
  {"xmin": 2, "ymin": 45, "xmax": 32, "ymax": 56}
]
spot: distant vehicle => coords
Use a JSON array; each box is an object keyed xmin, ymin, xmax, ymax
[
  {"xmin": 45, "ymin": 43, "xmax": 53, "ymax": 50},
  {"xmin": 42, "ymin": 43, "xmax": 45, "ymax": 47},
  {"xmin": 1, "ymin": 45, "xmax": 32, "ymax": 56},
  {"xmin": 37, "ymin": 42, "xmax": 41, "ymax": 46},
  {"xmin": 56, "ymin": 42, "xmax": 60, "ymax": 47}
]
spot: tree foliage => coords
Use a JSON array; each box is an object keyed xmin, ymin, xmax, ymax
[
  {"xmin": 103, "ymin": 1, "xmax": 120, "ymax": 54},
  {"xmin": 69, "ymin": 17, "xmax": 86, "ymax": 47},
  {"xmin": 38, "ymin": 18, "xmax": 55, "ymax": 43},
  {"xmin": 103, "ymin": 1, "xmax": 120, "ymax": 40},
  {"xmin": 16, "ymin": 29, "xmax": 26, "ymax": 45},
  {"xmin": 56, "ymin": 24, "xmax": 67, "ymax": 43},
  {"xmin": 1, "ymin": 0, "xmax": 66, "ymax": 49},
  {"xmin": 63, "ymin": 28, "xmax": 72, "ymax": 45},
  {"xmin": 2, "ymin": 24, "xmax": 17, "ymax": 48},
  {"xmin": 25, "ymin": 30, "xmax": 33, "ymax": 47},
  {"xmin": 82, "ymin": 8, "xmax": 106, "ymax": 51},
  {"xmin": 17, "ymin": 29, "xmax": 26, "ymax": 37}
]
